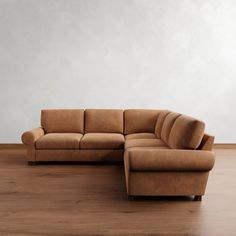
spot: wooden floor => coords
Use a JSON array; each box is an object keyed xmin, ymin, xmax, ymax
[{"xmin": 0, "ymin": 148, "xmax": 235, "ymax": 236}]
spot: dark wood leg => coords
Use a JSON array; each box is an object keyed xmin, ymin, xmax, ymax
[
  {"xmin": 194, "ymin": 195, "xmax": 202, "ymax": 201},
  {"xmin": 28, "ymin": 161, "xmax": 37, "ymax": 166},
  {"xmin": 128, "ymin": 196, "xmax": 135, "ymax": 201}
]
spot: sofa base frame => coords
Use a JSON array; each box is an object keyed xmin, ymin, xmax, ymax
[
  {"xmin": 28, "ymin": 161, "xmax": 37, "ymax": 166},
  {"xmin": 128, "ymin": 195, "xmax": 203, "ymax": 201},
  {"xmin": 194, "ymin": 195, "xmax": 202, "ymax": 201}
]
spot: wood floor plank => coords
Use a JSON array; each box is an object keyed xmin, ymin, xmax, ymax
[{"xmin": 0, "ymin": 148, "xmax": 235, "ymax": 235}]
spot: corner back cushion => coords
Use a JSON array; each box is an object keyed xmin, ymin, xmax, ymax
[
  {"xmin": 85, "ymin": 109, "xmax": 123, "ymax": 133},
  {"xmin": 155, "ymin": 110, "xmax": 170, "ymax": 137},
  {"xmin": 161, "ymin": 112, "xmax": 181, "ymax": 144},
  {"xmin": 168, "ymin": 115, "xmax": 205, "ymax": 149},
  {"xmin": 124, "ymin": 109, "xmax": 160, "ymax": 134},
  {"xmin": 41, "ymin": 109, "xmax": 84, "ymax": 133}
]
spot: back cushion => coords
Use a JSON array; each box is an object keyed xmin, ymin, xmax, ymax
[
  {"xmin": 161, "ymin": 112, "xmax": 181, "ymax": 144},
  {"xmin": 168, "ymin": 115, "xmax": 205, "ymax": 149},
  {"xmin": 124, "ymin": 109, "xmax": 160, "ymax": 134},
  {"xmin": 155, "ymin": 110, "xmax": 170, "ymax": 137},
  {"xmin": 85, "ymin": 109, "xmax": 123, "ymax": 133},
  {"xmin": 41, "ymin": 109, "xmax": 84, "ymax": 133}
]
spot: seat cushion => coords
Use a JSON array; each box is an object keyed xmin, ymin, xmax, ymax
[
  {"xmin": 125, "ymin": 133, "xmax": 156, "ymax": 140},
  {"xmin": 125, "ymin": 138, "xmax": 168, "ymax": 149},
  {"xmin": 124, "ymin": 109, "xmax": 160, "ymax": 134},
  {"xmin": 168, "ymin": 115, "xmax": 205, "ymax": 149},
  {"xmin": 36, "ymin": 133, "xmax": 82, "ymax": 149},
  {"xmin": 80, "ymin": 133, "xmax": 125, "ymax": 149},
  {"xmin": 41, "ymin": 109, "xmax": 84, "ymax": 133},
  {"xmin": 85, "ymin": 109, "xmax": 123, "ymax": 133}
]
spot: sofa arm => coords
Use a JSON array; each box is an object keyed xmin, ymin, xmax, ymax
[
  {"xmin": 21, "ymin": 127, "xmax": 45, "ymax": 146},
  {"xmin": 126, "ymin": 149, "xmax": 215, "ymax": 172}
]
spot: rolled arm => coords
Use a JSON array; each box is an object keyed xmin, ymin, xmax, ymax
[
  {"xmin": 126, "ymin": 149, "xmax": 215, "ymax": 172},
  {"xmin": 21, "ymin": 127, "xmax": 45, "ymax": 146}
]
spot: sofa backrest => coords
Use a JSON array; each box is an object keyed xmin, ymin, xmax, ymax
[
  {"xmin": 155, "ymin": 110, "xmax": 170, "ymax": 137},
  {"xmin": 124, "ymin": 109, "xmax": 160, "ymax": 135},
  {"xmin": 168, "ymin": 114, "xmax": 205, "ymax": 149},
  {"xmin": 161, "ymin": 112, "xmax": 181, "ymax": 144},
  {"xmin": 41, "ymin": 109, "xmax": 206, "ymax": 150},
  {"xmin": 41, "ymin": 109, "xmax": 84, "ymax": 133},
  {"xmin": 85, "ymin": 109, "xmax": 123, "ymax": 133}
]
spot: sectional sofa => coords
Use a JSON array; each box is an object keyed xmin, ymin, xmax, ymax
[{"xmin": 22, "ymin": 109, "xmax": 215, "ymax": 201}]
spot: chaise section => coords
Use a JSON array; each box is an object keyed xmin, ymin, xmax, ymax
[
  {"xmin": 124, "ymin": 111, "xmax": 215, "ymax": 200},
  {"xmin": 125, "ymin": 171, "xmax": 210, "ymax": 198},
  {"xmin": 36, "ymin": 133, "xmax": 82, "ymax": 149},
  {"xmin": 80, "ymin": 133, "xmax": 124, "ymax": 149},
  {"xmin": 124, "ymin": 148, "xmax": 215, "ymax": 198}
]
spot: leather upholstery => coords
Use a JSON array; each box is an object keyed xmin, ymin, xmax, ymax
[
  {"xmin": 155, "ymin": 110, "xmax": 170, "ymax": 137},
  {"xmin": 124, "ymin": 109, "xmax": 160, "ymax": 134},
  {"xmin": 22, "ymin": 108, "xmax": 215, "ymax": 198},
  {"xmin": 168, "ymin": 114, "xmax": 205, "ymax": 149},
  {"xmin": 161, "ymin": 112, "xmax": 181, "ymax": 144},
  {"xmin": 22, "ymin": 127, "xmax": 45, "ymax": 145},
  {"xmin": 125, "ymin": 139, "xmax": 168, "ymax": 149},
  {"xmin": 126, "ymin": 172, "xmax": 209, "ymax": 196},
  {"xmin": 85, "ymin": 109, "xmax": 123, "ymax": 133},
  {"xmin": 36, "ymin": 133, "xmax": 82, "ymax": 149},
  {"xmin": 41, "ymin": 109, "xmax": 84, "ymax": 133},
  {"xmin": 197, "ymin": 134, "xmax": 215, "ymax": 151},
  {"xmin": 36, "ymin": 149, "xmax": 124, "ymax": 162},
  {"xmin": 125, "ymin": 133, "xmax": 156, "ymax": 140}
]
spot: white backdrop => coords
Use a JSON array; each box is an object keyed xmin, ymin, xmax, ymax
[{"xmin": 0, "ymin": 0, "xmax": 235, "ymax": 143}]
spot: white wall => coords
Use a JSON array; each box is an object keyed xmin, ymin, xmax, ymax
[{"xmin": 0, "ymin": 0, "xmax": 235, "ymax": 143}]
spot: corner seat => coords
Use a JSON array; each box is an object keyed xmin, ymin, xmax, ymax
[{"xmin": 125, "ymin": 138, "xmax": 168, "ymax": 149}]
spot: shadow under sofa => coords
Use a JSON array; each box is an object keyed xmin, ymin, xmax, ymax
[{"xmin": 22, "ymin": 109, "xmax": 215, "ymax": 201}]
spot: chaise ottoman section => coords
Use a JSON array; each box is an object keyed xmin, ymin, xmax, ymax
[{"xmin": 124, "ymin": 148, "xmax": 215, "ymax": 200}]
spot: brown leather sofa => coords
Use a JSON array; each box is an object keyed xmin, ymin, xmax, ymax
[{"xmin": 22, "ymin": 109, "xmax": 215, "ymax": 201}]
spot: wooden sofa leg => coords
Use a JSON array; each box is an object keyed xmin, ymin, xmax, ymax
[
  {"xmin": 28, "ymin": 161, "xmax": 37, "ymax": 166},
  {"xmin": 194, "ymin": 195, "xmax": 202, "ymax": 201},
  {"xmin": 128, "ymin": 196, "xmax": 135, "ymax": 201}
]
